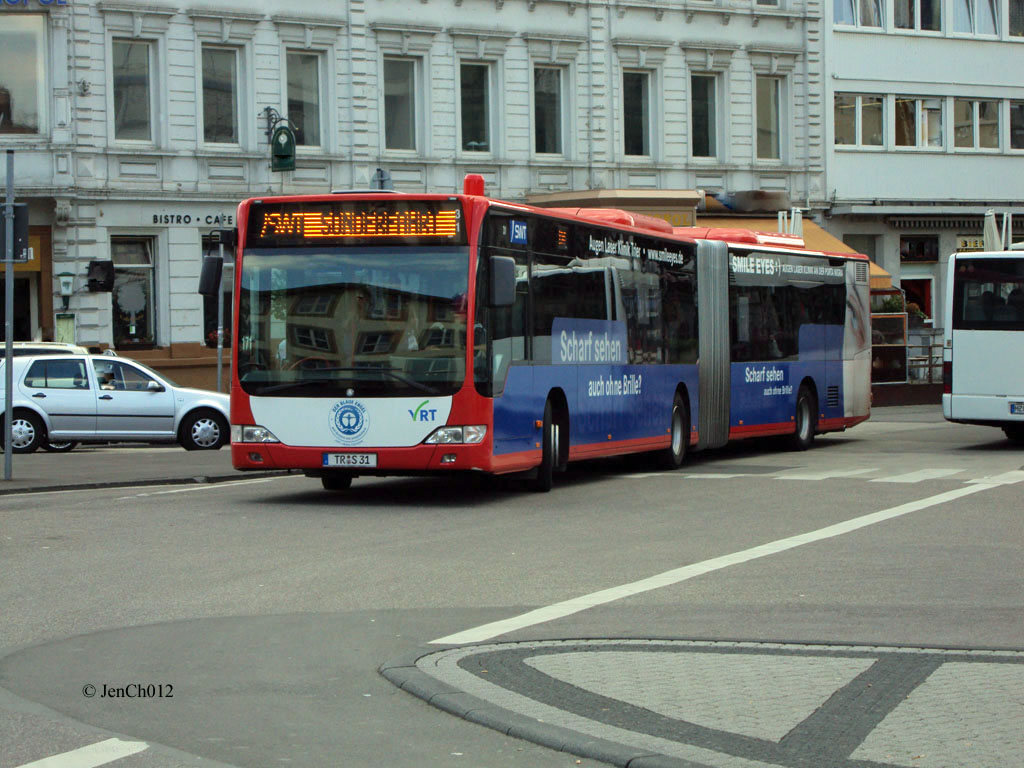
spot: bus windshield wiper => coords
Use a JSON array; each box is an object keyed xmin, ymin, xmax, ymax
[{"xmin": 254, "ymin": 366, "xmax": 440, "ymax": 396}]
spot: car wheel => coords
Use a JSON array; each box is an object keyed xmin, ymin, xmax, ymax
[
  {"xmin": 179, "ymin": 410, "xmax": 228, "ymax": 450},
  {"xmin": 42, "ymin": 441, "xmax": 78, "ymax": 453},
  {"xmin": 2, "ymin": 411, "xmax": 45, "ymax": 454}
]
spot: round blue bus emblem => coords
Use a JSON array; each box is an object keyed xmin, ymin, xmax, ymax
[{"xmin": 329, "ymin": 400, "xmax": 369, "ymax": 445}]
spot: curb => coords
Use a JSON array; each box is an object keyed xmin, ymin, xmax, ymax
[
  {"xmin": 378, "ymin": 646, "xmax": 704, "ymax": 768},
  {"xmin": 0, "ymin": 469, "xmax": 296, "ymax": 496}
]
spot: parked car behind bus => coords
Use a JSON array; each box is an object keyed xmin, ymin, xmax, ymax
[{"xmin": 0, "ymin": 354, "xmax": 229, "ymax": 453}]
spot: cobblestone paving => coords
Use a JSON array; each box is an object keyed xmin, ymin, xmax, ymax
[{"xmin": 393, "ymin": 640, "xmax": 1024, "ymax": 768}]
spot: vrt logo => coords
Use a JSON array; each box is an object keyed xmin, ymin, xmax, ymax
[
  {"xmin": 329, "ymin": 400, "xmax": 369, "ymax": 445},
  {"xmin": 409, "ymin": 400, "xmax": 438, "ymax": 423}
]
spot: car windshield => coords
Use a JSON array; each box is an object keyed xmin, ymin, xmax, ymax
[{"xmin": 236, "ymin": 246, "xmax": 470, "ymax": 397}]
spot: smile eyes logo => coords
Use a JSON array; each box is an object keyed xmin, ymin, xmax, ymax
[{"xmin": 409, "ymin": 400, "xmax": 438, "ymax": 423}]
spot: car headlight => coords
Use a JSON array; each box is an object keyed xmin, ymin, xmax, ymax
[
  {"xmin": 424, "ymin": 425, "xmax": 487, "ymax": 444},
  {"xmin": 231, "ymin": 424, "xmax": 280, "ymax": 443}
]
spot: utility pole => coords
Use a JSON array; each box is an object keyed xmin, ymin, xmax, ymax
[{"xmin": 4, "ymin": 151, "xmax": 14, "ymax": 479}]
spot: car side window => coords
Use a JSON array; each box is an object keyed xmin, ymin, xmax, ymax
[
  {"xmin": 119, "ymin": 363, "xmax": 155, "ymax": 391},
  {"xmin": 93, "ymin": 360, "xmax": 122, "ymax": 390},
  {"xmin": 25, "ymin": 359, "xmax": 89, "ymax": 389}
]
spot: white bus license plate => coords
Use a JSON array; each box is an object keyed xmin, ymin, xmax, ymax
[
  {"xmin": 323, "ymin": 453, "xmax": 377, "ymax": 468},
  {"xmin": 1010, "ymin": 402, "xmax": 1024, "ymax": 415}
]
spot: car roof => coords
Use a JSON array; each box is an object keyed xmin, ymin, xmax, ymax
[{"xmin": 10, "ymin": 342, "xmax": 90, "ymax": 354}]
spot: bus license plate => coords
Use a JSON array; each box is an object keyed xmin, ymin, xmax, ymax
[
  {"xmin": 323, "ymin": 453, "xmax": 377, "ymax": 468},
  {"xmin": 1010, "ymin": 402, "xmax": 1024, "ymax": 415}
]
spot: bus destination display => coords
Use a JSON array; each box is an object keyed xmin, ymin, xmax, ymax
[{"xmin": 247, "ymin": 201, "xmax": 463, "ymax": 247}]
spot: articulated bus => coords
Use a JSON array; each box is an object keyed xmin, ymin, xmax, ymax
[
  {"xmin": 943, "ymin": 248, "xmax": 1024, "ymax": 444},
  {"xmin": 228, "ymin": 175, "xmax": 871, "ymax": 491}
]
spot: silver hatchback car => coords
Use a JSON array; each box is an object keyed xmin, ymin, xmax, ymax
[{"xmin": 0, "ymin": 354, "xmax": 230, "ymax": 453}]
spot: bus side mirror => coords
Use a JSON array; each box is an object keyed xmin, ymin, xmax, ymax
[
  {"xmin": 198, "ymin": 255, "xmax": 224, "ymax": 297},
  {"xmin": 489, "ymin": 256, "xmax": 516, "ymax": 307}
]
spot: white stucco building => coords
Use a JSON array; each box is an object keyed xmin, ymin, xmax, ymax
[
  {"xmin": 2, "ymin": 0, "xmax": 826, "ymax": 381},
  {"xmin": 11, "ymin": 0, "xmax": 1022, "ymax": 382},
  {"xmin": 823, "ymin": 0, "xmax": 1024, "ymax": 334}
]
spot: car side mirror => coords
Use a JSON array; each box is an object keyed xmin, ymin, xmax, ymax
[{"xmin": 147, "ymin": 380, "xmax": 165, "ymax": 393}]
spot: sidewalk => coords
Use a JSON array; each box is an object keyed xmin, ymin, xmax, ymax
[{"xmin": 0, "ymin": 443, "xmax": 286, "ymax": 496}]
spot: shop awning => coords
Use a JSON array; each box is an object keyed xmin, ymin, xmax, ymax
[{"xmin": 694, "ymin": 216, "xmax": 893, "ymax": 288}]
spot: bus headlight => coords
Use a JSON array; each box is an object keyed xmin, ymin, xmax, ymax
[
  {"xmin": 424, "ymin": 425, "xmax": 487, "ymax": 444},
  {"xmin": 231, "ymin": 424, "xmax": 280, "ymax": 443}
]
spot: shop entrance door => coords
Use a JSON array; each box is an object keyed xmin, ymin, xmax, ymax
[{"xmin": 0, "ymin": 277, "xmax": 32, "ymax": 340}]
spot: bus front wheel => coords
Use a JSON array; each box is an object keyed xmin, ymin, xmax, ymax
[
  {"xmin": 532, "ymin": 400, "xmax": 558, "ymax": 493},
  {"xmin": 659, "ymin": 393, "xmax": 689, "ymax": 470},
  {"xmin": 789, "ymin": 385, "xmax": 817, "ymax": 451},
  {"xmin": 321, "ymin": 473, "xmax": 353, "ymax": 491},
  {"xmin": 1003, "ymin": 425, "xmax": 1024, "ymax": 445}
]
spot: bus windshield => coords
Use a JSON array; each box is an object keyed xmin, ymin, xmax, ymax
[
  {"xmin": 951, "ymin": 257, "xmax": 1024, "ymax": 331},
  {"xmin": 237, "ymin": 246, "xmax": 470, "ymax": 397}
]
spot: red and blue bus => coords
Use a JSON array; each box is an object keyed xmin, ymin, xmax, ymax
[{"xmin": 228, "ymin": 175, "xmax": 871, "ymax": 491}]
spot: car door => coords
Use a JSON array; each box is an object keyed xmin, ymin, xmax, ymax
[
  {"xmin": 18, "ymin": 358, "xmax": 97, "ymax": 437},
  {"xmin": 92, "ymin": 359, "xmax": 176, "ymax": 439}
]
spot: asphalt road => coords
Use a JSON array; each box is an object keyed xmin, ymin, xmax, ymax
[{"xmin": 0, "ymin": 406, "xmax": 1021, "ymax": 767}]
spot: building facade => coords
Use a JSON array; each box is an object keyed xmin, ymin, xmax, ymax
[
  {"xmin": 2, "ymin": 0, "xmax": 826, "ymax": 384},
  {"xmin": 823, "ymin": 0, "xmax": 1024, "ymax": 341}
]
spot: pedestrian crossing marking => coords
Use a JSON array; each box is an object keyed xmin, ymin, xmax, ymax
[
  {"xmin": 775, "ymin": 468, "xmax": 876, "ymax": 481},
  {"xmin": 871, "ymin": 468, "xmax": 962, "ymax": 483},
  {"xmin": 15, "ymin": 739, "xmax": 148, "ymax": 768}
]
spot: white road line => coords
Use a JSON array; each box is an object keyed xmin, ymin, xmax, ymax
[
  {"xmin": 871, "ymin": 468, "xmax": 963, "ymax": 483},
  {"xmin": 120, "ymin": 476, "xmax": 294, "ymax": 498},
  {"xmin": 775, "ymin": 468, "xmax": 877, "ymax": 481},
  {"xmin": 967, "ymin": 469, "xmax": 1024, "ymax": 485},
  {"xmin": 625, "ymin": 472, "xmax": 753, "ymax": 480},
  {"xmin": 15, "ymin": 738, "xmax": 148, "ymax": 768},
  {"xmin": 430, "ymin": 480, "xmax": 1012, "ymax": 645}
]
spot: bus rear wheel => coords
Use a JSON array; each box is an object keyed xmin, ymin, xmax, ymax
[
  {"xmin": 789, "ymin": 385, "xmax": 817, "ymax": 451},
  {"xmin": 532, "ymin": 400, "xmax": 558, "ymax": 493},
  {"xmin": 658, "ymin": 393, "xmax": 689, "ymax": 470}
]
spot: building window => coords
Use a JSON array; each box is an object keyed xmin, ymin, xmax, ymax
[
  {"xmin": 954, "ymin": 99, "xmax": 999, "ymax": 149},
  {"xmin": 0, "ymin": 14, "xmax": 45, "ymax": 135},
  {"xmin": 900, "ymin": 235, "xmax": 939, "ymax": 263},
  {"xmin": 287, "ymin": 51, "xmax": 321, "ymax": 147},
  {"xmin": 203, "ymin": 263, "xmax": 233, "ymax": 349},
  {"xmin": 1012, "ymin": 101, "xmax": 1024, "ymax": 149},
  {"xmin": 110, "ymin": 237, "xmax": 156, "ymax": 348},
  {"xmin": 954, "ymin": 0, "xmax": 998, "ymax": 33},
  {"xmin": 113, "ymin": 40, "xmax": 153, "ymax": 141},
  {"xmin": 895, "ymin": 97, "xmax": 943, "ymax": 148},
  {"xmin": 534, "ymin": 67, "xmax": 563, "ymax": 155},
  {"xmin": 835, "ymin": 0, "xmax": 883, "ymax": 26},
  {"xmin": 623, "ymin": 71, "xmax": 650, "ymax": 157},
  {"xmin": 460, "ymin": 63, "xmax": 489, "ymax": 153},
  {"xmin": 834, "ymin": 93, "xmax": 883, "ymax": 146},
  {"xmin": 384, "ymin": 58, "xmax": 416, "ymax": 151},
  {"xmin": 756, "ymin": 76, "xmax": 781, "ymax": 160},
  {"xmin": 1012, "ymin": 0, "xmax": 1024, "ymax": 34},
  {"xmin": 202, "ymin": 47, "xmax": 238, "ymax": 144},
  {"xmin": 691, "ymin": 75, "xmax": 717, "ymax": 158},
  {"xmin": 895, "ymin": 0, "xmax": 942, "ymax": 30}
]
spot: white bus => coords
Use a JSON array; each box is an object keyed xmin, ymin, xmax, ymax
[{"xmin": 942, "ymin": 249, "xmax": 1024, "ymax": 444}]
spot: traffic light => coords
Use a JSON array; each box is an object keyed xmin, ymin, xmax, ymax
[{"xmin": 271, "ymin": 125, "xmax": 296, "ymax": 172}]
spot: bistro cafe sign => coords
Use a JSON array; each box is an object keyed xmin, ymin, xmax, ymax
[{"xmin": 152, "ymin": 211, "xmax": 236, "ymax": 227}]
